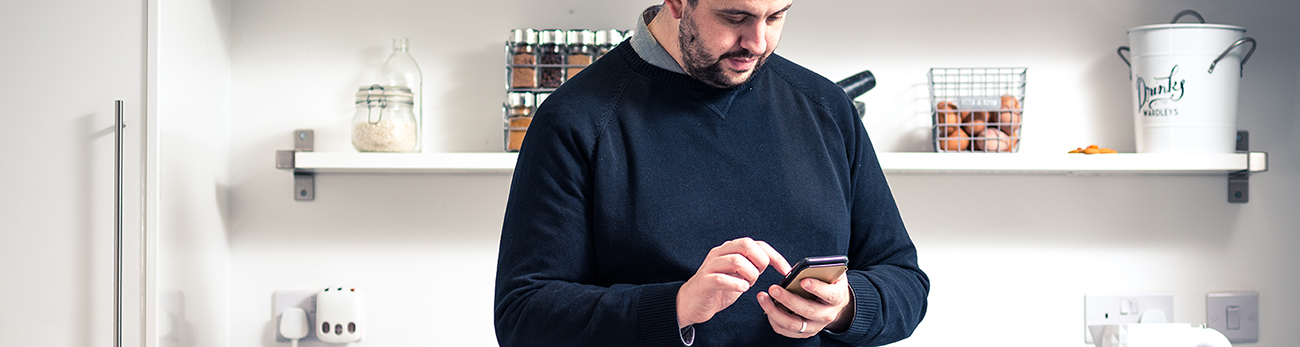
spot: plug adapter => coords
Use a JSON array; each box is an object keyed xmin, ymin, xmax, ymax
[{"xmin": 316, "ymin": 287, "xmax": 364, "ymax": 344}]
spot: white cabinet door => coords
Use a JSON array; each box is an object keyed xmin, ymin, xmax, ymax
[{"xmin": 0, "ymin": 1, "xmax": 147, "ymax": 346}]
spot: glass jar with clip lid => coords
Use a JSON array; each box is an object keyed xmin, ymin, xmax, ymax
[{"xmin": 352, "ymin": 84, "xmax": 418, "ymax": 152}]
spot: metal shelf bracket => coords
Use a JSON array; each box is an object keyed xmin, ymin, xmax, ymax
[
  {"xmin": 1229, "ymin": 131, "xmax": 1269, "ymax": 203},
  {"xmin": 276, "ymin": 129, "xmax": 315, "ymax": 201}
]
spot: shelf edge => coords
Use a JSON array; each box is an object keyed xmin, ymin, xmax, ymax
[{"xmin": 291, "ymin": 151, "xmax": 1254, "ymax": 175}]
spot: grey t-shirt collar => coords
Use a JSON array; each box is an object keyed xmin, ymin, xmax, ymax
[{"xmin": 630, "ymin": 5, "xmax": 687, "ymax": 74}]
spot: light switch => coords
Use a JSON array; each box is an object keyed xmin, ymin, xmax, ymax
[
  {"xmin": 1207, "ymin": 292, "xmax": 1258, "ymax": 344},
  {"xmin": 1120, "ymin": 299, "xmax": 1133, "ymax": 315},
  {"xmin": 1226, "ymin": 305, "xmax": 1240, "ymax": 330}
]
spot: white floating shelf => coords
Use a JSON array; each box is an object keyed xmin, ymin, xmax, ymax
[
  {"xmin": 877, "ymin": 152, "xmax": 1266, "ymax": 175},
  {"xmin": 291, "ymin": 151, "xmax": 1266, "ymax": 175},
  {"xmin": 294, "ymin": 152, "xmax": 519, "ymax": 173}
]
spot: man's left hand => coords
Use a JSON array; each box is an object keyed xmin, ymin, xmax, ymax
[{"xmin": 756, "ymin": 273, "xmax": 853, "ymax": 338}]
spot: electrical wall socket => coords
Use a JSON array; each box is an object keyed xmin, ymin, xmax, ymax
[
  {"xmin": 1207, "ymin": 292, "xmax": 1259, "ymax": 344},
  {"xmin": 273, "ymin": 290, "xmax": 318, "ymax": 342},
  {"xmin": 1083, "ymin": 292, "xmax": 1174, "ymax": 344}
]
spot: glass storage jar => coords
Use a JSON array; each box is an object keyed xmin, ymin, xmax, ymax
[
  {"xmin": 504, "ymin": 92, "xmax": 533, "ymax": 152},
  {"xmin": 379, "ymin": 37, "xmax": 423, "ymax": 152},
  {"xmin": 535, "ymin": 91, "xmax": 551, "ymax": 108},
  {"xmin": 352, "ymin": 85, "xmax": 417, "ymax": 152},
  {"xmin": 508, "ymin": 28, "xmax": 537, "ymax": 89},
  {"xmin": 594, "ymin": 29, "xmax": 622, "ymax": 61},
  {"xmin": 538, "ymin": 29, "xmax": 566, "ymax": 88},
  {"xmin": 566, "ymin": 29, "xmax": 594, "ymax": 80}
]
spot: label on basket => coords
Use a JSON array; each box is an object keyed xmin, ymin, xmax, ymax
[{"xmin": 953, "ymin": 97, "xmax": 1002, "ymax": 110}]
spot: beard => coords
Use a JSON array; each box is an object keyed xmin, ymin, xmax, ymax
[{"xmin": 678, "ymin": 10, "xmax": 768, "ymax": 88}]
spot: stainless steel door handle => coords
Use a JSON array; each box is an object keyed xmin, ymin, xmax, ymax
[{"xmin": 114, "ymin": 100, "xmax": 124, "ymax": 347}]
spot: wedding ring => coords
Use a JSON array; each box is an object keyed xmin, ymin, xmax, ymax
[{"xmin": 798, "ymin": 320, "xmax": 807, "ymax": 334}]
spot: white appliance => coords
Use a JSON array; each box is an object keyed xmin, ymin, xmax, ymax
[{"xmin": 1089, "ymin": 323, "xmax": 1232, "ymax": 347}]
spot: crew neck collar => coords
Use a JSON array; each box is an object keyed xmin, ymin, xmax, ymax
[{"xmin": 618, "ymin": 42, "xmax": 752, "ymax": 93}]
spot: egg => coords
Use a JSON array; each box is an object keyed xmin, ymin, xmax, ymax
[
  {"xmin": 994, "ymin": 110, "xmax": 1021, "ymax": 134},
  {"xmin": 935, "ymin": 101, "xmax": 960, "ymax": 135},
  {"xmin": 998, "ymin": 94, "xmax": 1023, "ymax": 135},
  {"xmin": 974, "ymin": 129, "xmax": 1014, "ymax": 152},
  {"xmin": 1001, "ymin": 94, "xmax": 1021, "ymax": 110},
  {"xmin": 938, "ymin": 128, "xmax": 970, "ymax": 151},
  {"xmin": 963, "ymin": 111, "xmax": 988, "ymax": 135}
]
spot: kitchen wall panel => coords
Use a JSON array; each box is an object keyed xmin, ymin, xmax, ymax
[
  {"xmin": 0, "ymin": 0, "xmax": 147, "ymax": 346},
  {"xmin": 153, "ymin": 0, "xmax": 234, "ymax": 347},
  {"xmin": 227, "ymin": 1, "xmax": 1300, "ymax": 346}
]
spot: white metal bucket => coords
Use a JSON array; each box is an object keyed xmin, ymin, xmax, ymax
[{"xmin": 1119, "ymin": 10, "xmax": 1257, "ymax": 153}]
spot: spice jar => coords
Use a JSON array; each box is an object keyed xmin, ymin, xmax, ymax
[
  {"xmin": 594, "ymin": 29, "xmax": 622, "ymax": 61},
  {"xmin": 505, "ymin": 92, "xmax": 534, "ymax": 152},
  {"xmin": 353, "ymin": 85, "xmax": 417, "ymax": 152},
  {"xmin": 566, "ymin": 30, "xmax": 595, "ymax": 80},
  {"xmin": 538, "ymin": 29, "xmax": 566, "ymax": 88},
  {"xmin": 535, "ymin": 92, "xmax": 551, "ymax": 108},
  {"xmin": 508, "ymin": 28, "xmax": 537, "ymax": 89}
]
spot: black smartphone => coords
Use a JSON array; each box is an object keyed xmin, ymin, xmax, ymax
[{"xmin": 773, "ymin": 255, "xmax": 848, "ymax": 312}]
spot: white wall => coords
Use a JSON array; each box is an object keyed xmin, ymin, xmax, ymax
[
  {"xmin": 225, "ymin": 1, "xmax": 1300, "ymax": 347},
  {"xmin": 154, "ymin": 0, "xmax": 233, "ymax": 347}
]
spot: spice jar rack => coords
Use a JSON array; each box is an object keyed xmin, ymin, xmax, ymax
[{"xmin": 502, "ymin": 28, "xmax": 629, "ymax": 152}]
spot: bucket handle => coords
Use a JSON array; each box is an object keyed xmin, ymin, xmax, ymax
[
  {"xmin": 1208, "ymin": 38, "xmax": 1257, "ymax": 77},
  {"xmin": 1170, "ymin": 9, "xmax": 1206, "ymax": 24},
  {"xmin": 1117, "ymin": 46, "xmax": 1132, "ymax": 79}
]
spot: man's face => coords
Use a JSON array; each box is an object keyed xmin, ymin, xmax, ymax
[{"xmin": 678, "ymin": 0, "xmax": 791, "ymax": 88}]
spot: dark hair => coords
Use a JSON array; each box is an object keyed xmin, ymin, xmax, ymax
[{"xmin": 686, "ymin": 0, "xmax": 698, "ymax": 7}]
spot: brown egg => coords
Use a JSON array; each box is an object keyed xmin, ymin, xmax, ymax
[
  {"xmin": 963, "ymin": 111, "xmax": 988, "ymax": 135},
  {"xmin": 936, "ymin": 101, "xmax": 961, "ymax": 135},
  {"xmin": 938, "ymin": 128, "xmax": 970, "ymax": 151},
  {"xmin": 974, "ymin": 129, "xmax": 1013, "ymax": 152},
  {"xmin": 936, "ymin": 113, "xmax": 960, "ymax": 135},
  {"xmin": 1001, "ymin": 94, "xmax": 1021, "ymax": 110},
  {"xmin": 994, "ymin": 110, "xmax": 1021, "ymax": 134}
]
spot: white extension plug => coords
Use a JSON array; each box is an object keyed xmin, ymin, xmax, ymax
[
  {"xmin": 316, "ymin": 287, "xmax": 364, "ymax": 344},
  {"xmin": 279, "ymin": 307, "xmax": 309, "ymax": 347}
]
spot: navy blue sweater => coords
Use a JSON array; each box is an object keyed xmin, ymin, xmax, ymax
[{"xmin": 495, "ymin": 42, "xmax": 928, "ymax": 347}]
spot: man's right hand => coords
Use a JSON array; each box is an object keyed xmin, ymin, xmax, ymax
[{"xmin": 677, "ymin": 237, "xmax": 791, "ymax": 328}]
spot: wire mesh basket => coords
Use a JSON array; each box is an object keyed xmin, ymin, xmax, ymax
[{"xmin": 928, "ymin": 67, "xmax": 1027, "ymax": 152}]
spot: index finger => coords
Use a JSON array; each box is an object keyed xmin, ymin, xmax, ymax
[
  {"xmin": 710, "ymin": 238, "xmax": 773, "ymax": 274},
  {"xmin": 756, "ymin": 241, "xmax": 790, "ymax": 276}
]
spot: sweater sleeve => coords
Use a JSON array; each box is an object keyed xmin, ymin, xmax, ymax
[
  {"xmin": 493, "ymin": 88, "xmax": 684, "ymax": 347},
  {"xmin": 821, "ymin": 96, "xmax": 930, "ymax": 346}
]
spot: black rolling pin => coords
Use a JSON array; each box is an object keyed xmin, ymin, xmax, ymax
[{"xmin": 836, "ymin": 70, "xmax": 876, "ymax": 100}]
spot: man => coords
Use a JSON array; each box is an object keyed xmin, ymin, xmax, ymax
[{"xmin": 494, "ymin": 0, "xmax": 928, "ymax": 346}]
